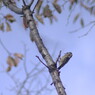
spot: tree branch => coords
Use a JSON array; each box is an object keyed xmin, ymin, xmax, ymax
[
  {"xmin": 3, "ymin": 0, "xmax": 23, "ymax": 14},
  {"xmin": 28, "ymin": 0, "xmax": 34, "ymax": 8},
  {"xmin": 0, "ymin": 38, "xmax": 11, "ymax": 55},
  {"xmin": 22, "ymin": 0, "xmax": 26, "ymax": 6},
  {"xmin": 22, "ymin": 7, "xmax": 67, "ymax": 95},
  {"xmin": 32, "ymin": 0, "xmax": 40, "ymax": 12}
]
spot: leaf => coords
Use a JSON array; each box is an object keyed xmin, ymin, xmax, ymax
[
  {"xmin": 6, "ymin": 22, "xmax": 11, "ymax": 31},
  {"xmin": 6, "ymin": 66, "xmax": 11, "ymax": 72},
  {"xmin": 35, "ymin": 14, "xmax": 44, "ymax": 24},
  {"xmin": 53, "ymin": 3, "xmax": 62, "ymax": 13},
  {"xmin": 69, "ymin": 0, "xmax": 77, "ymax": 4},
  {"xmin": 53, "ymin": 0, "xmax": 58, "ymax": 3},
  {"xmin": 14, "ymin": 53, "xmax": 24, "ymax": 59},
  {"xmin": 7, "ymin": 56, "xmax": 18, "ymax": 67},
  {"xmin": 14, "ymin": 57, "xmax": 19, "ymax": 64},
  {"xmin": 4, "ymin": 14, "xmax": 16, "ymax": 23},
  {"xmin": 0, "ymin": 0, "xmax": 3, "ymax": 9},
  {"xmin": 0, "ymin": 23, "xmax": 4, "ymax": 32},
  {"xmin": 52, "ymin": 15, "xmax": 58, "ymax": 22},
  {"xmin": 43, "ymin": 5, "xmax": 53, "ymax": 18},
  {"xmin": 80, "ymin": 18, "xmax": 84, "ymax": 27},
  {"xmin": 49, "ymin": 17, "xmax": 53, "ymax": 24},
  {"xmin": 36, "ymin": 0, "xmax": 43, "ymax": 14},
  {"xmin": 73, "ymin": 13, "xmax": 80, "ymax": 23}
]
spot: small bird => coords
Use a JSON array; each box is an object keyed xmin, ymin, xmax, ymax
[{"xmin": 58, "ymin": 52, "xmax": 72, "ymax": 70}]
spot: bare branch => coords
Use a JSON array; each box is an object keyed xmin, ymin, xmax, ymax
[
  {"xmin": 28, "ymin": 0, "xmax": 34, "ymax": 8},
  {"xmin": 3, "ymin": 0, "xmax": 23, "ymax": 14},
  {"xmin": 36, "ymin": 56, "xmax": 49, "ymax": 69},
  {"xmin": 66, "ymin": 4, "xmax": 76, "ymax": 25},
  {"xmin": 22, "ymin": 0, "xmax": 26, "ymax": 6},
  {"xmin": 56, "ymin": 50, "xmax": 62, "ymax": 64},
  {"xmin": 79, "ymin": 23, "xmax": 95, "ymax": 38},
  {"xmin": 0, "ymin": 38, "xmax": 11, "ymax": 55},
  {"xmin": 69, "ymin": 21, "xmax": 95, "ymax": 33},
  {"xmin": 23, "ymin": 44, "xmax": 28, "ymax": 74},
  {"xmin": 32, "ymin": 0, "xmax": 40, "ymax": 12}
]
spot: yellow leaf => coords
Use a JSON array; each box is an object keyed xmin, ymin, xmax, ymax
[
  {"xmin": 6, "ymin": 22, "xmax": 11, "ymax": 31},
  {"xmin": 14, "ymin": 53, "xmax": 24, "ymax": 59}
]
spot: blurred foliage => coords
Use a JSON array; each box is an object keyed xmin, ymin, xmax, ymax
[{"xmin": 0, "ymin": 0, "xmax": 95, "ymax": 32}]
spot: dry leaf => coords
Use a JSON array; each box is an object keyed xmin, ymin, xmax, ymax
[
  {"xmin": 6, "ymin": 22, "xmax": 11, "ymax": 31},
  {"xmin": 14, "ymin": 53, "xmax": 24, "ymax": 59},
  {"xmin": 7, "ymin": 56, "xmax": 17, "ymax": 67},
  {"xmin": 4, "ymin": 14, "xmax": 16, "ymax": 23},
  {"xmin": 52, "ymin": 15, "xmax": 58, "ymax": 21},
  {"xmin": 0, "ymin": 23, "xmax": 4, "ymax": 32},
  {"xmin": 35, "ymin": 14, "xmax": 44, "ymax": 24},
  {"xmin": 36, "ymin": 0, "xmax": 43, "ymax": 14},
  {"xmin": 43, "ymin": 5, "xmax": 53, "ymax": 17},
  {"xmin": 80, "ymin": 18, "xmax": 84, "ymax": 27},
  {"xmin": 49, "ymin": 17, "xmax": 53, "ymax": 24},
  {"xmin": 6, "ymin": 66, "xmax": 11, "ymax": 72},
  {"xmin": 53, "ymin": 0, "xmax": 58, "ymax": 3},
  {"xmin": 53, "ymin": 3, "xmax": 62, "ymax": 13},
  {"xmin": 0, "ymin": 0, "xmax": 3, "ymax": 9},
  {"xmin": 69, "ymin": 0, "xmax": 77, "ymax": 4},
  {"xmin": 14, "ymin": 57, "xmax": 19, "ymax": 65},
  {"xmin": 73, "ymin": 13, "xmax": 80, "ymax": 23}
]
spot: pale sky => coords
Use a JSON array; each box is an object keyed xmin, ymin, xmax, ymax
[{"xmin": 0, "ymin": 1, "xmax": 95, "ymax": 95}]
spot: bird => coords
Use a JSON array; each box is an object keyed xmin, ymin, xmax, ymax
[{"xmin": 58, "ymin": 52, "xmax": 72, "ymax": 70}]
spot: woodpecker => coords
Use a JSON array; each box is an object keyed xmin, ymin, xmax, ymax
[{"xmin": 58, "ymin": 52, "xmax": 72, "ymax": 70}]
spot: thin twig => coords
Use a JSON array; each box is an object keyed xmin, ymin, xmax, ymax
[
  {"xmin": 36, "ymin": 56, "xmax": 49, "ymax": 68},
  {"xmin": 69, "ymin": 21, "xmax": 95, "ymax": 33},
  {"xmin": 23, "ymin": 44, "xmax": 28, "ymax": 75},
  {"xmin": 62, "ymin": 0, "xmax": 69, "ymax": 7},
  {"xmin": 22, "ymin": 0, "xmax": 26, "ymax": 6},
  {"xmin": 66, "ymin": 4, "xmax": 76, "ymax": 25},
  {"xmin": 32, "ymin": 0, "xmax": 40, "ymax": 12},
  {"xmin": 55, "ymin": 50, "xmax": 62, "ymax": 64},
  {"xmin": 79, "ymin": 23, "xmax": 95, "ymax": 38},
  {"xmin": 28, "ymin": 0, "xmax": 34, "ymax": 8},
  {"xmin": 0, "ymin": 38, "xmax": 11, "ymax": 55}
]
